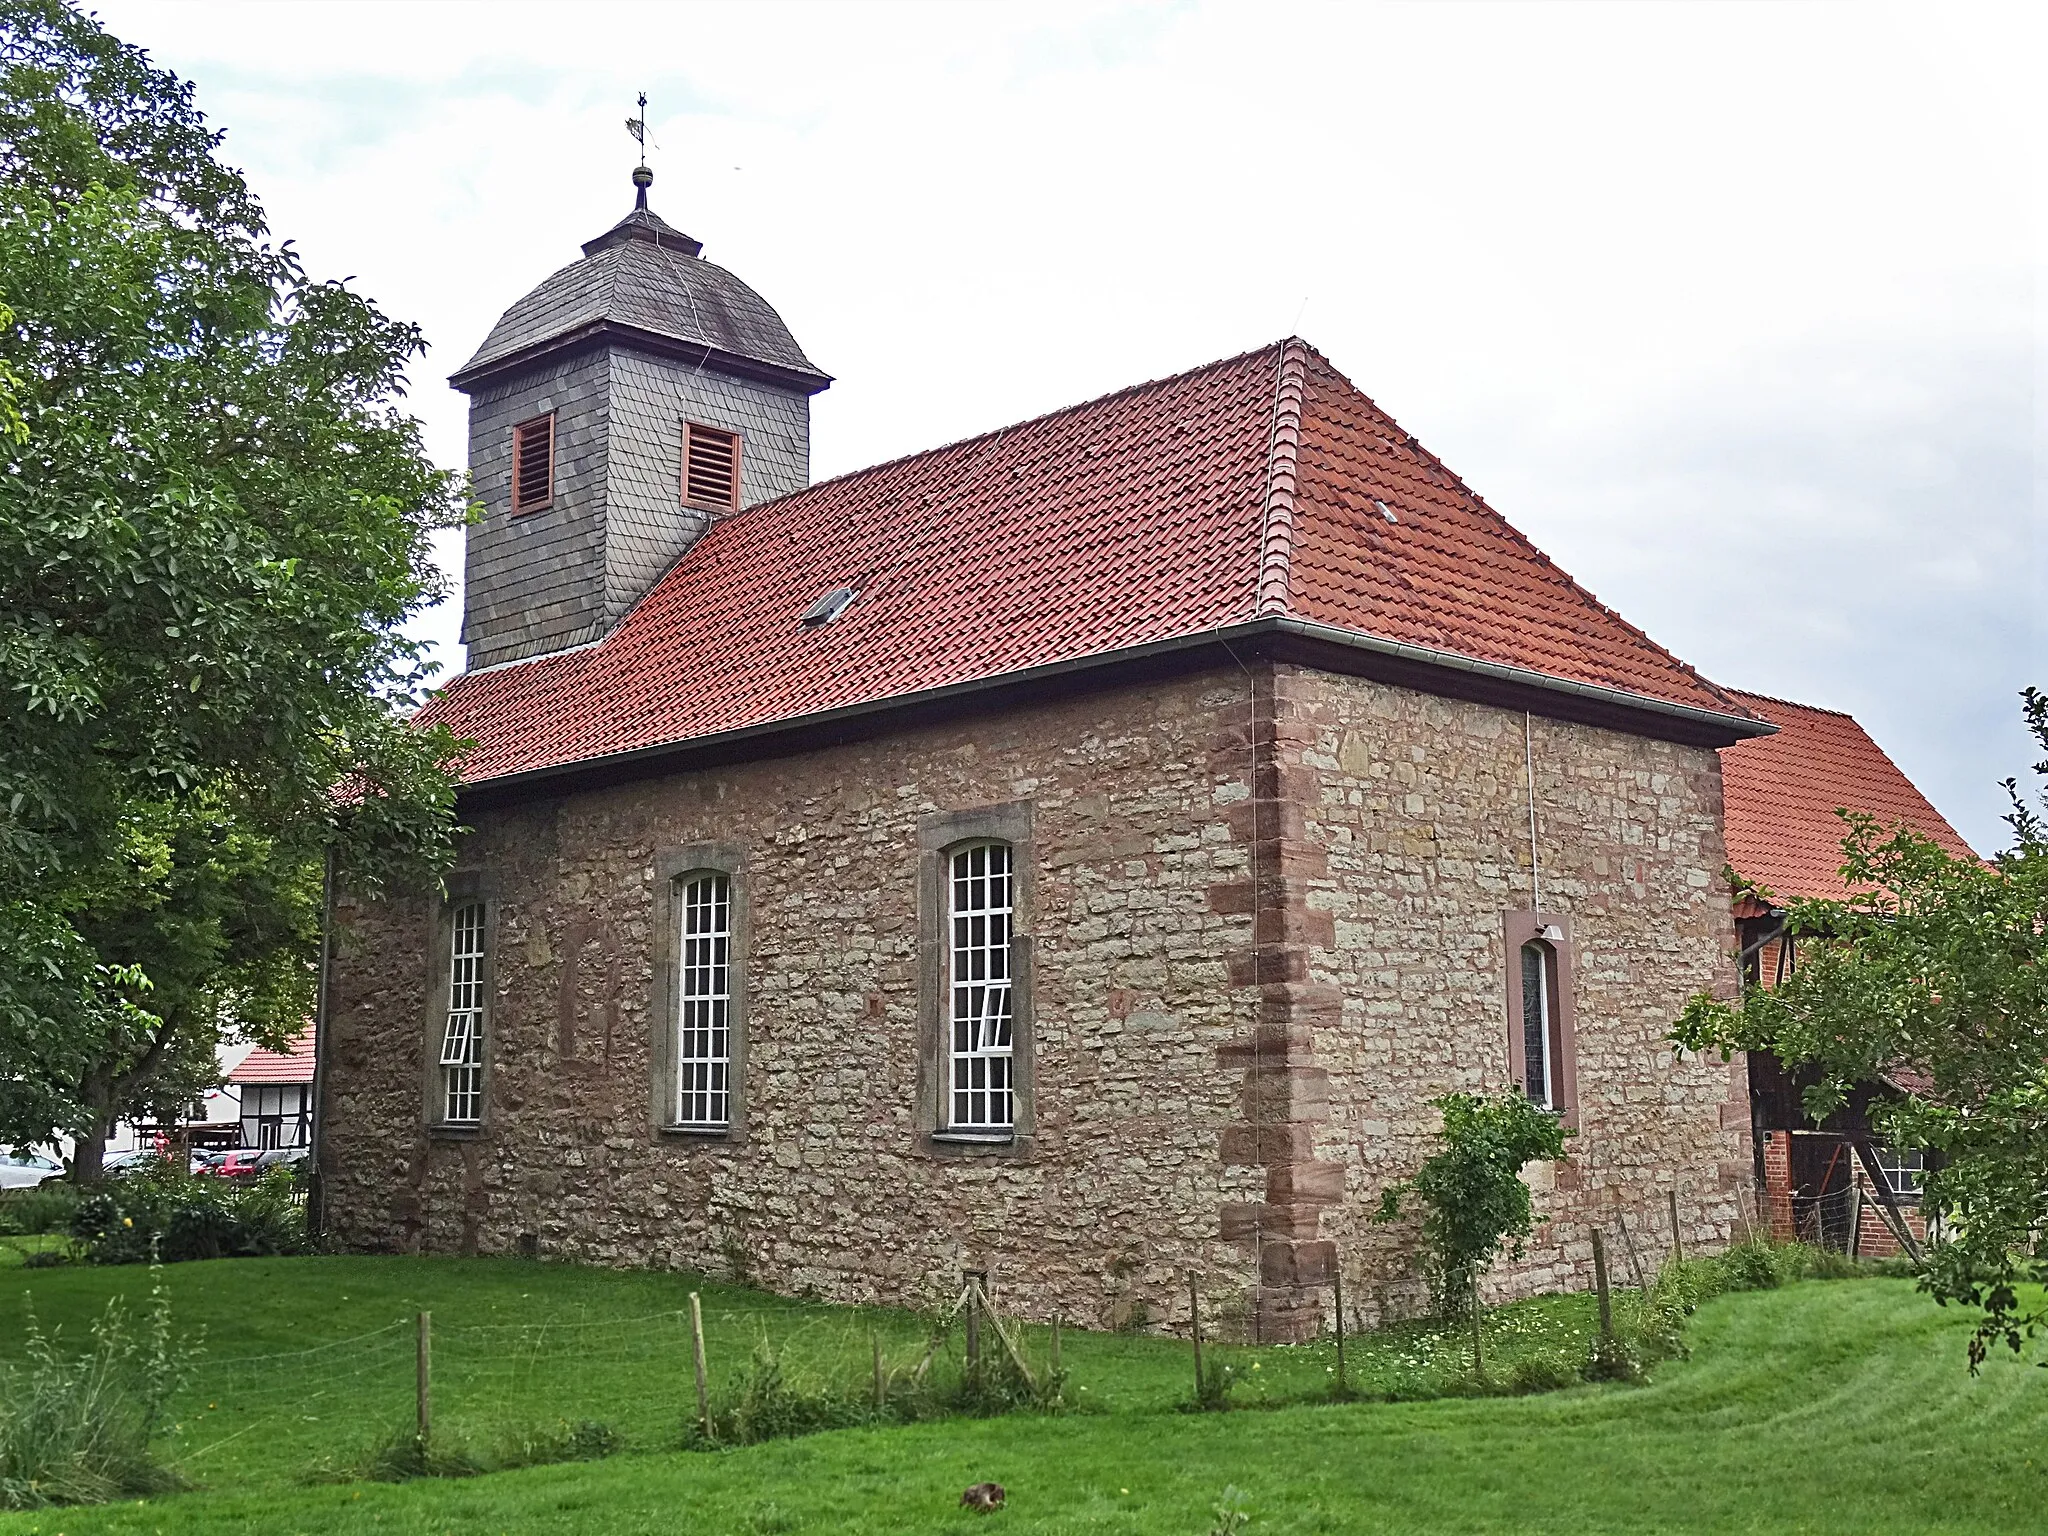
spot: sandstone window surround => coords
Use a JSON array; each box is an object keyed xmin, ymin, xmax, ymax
[
  {"xmin": 918, "ymin": 803, "xmax": 1035, "ymax": 1156},
  {"xmin": 1503, "ymin": 910, "xmax": 1578, "ymax": 1128},
  {"xmin": 422, "ymin": 871, "xmax": 500, "ymax": 1138},
  {"xmin": 650, "ymin": 843, "xmax": 751, "ymax": 1139}
]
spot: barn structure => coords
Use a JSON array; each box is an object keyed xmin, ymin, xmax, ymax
[
  {"xmin": 1718, "ymin": 689, "xmax": 1977, "ymax": 1257},
  {"xmin": 318, "ymin": 171, "xmax": 1774, "ymax": 1339}
]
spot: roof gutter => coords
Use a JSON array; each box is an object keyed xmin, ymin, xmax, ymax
[
  {"xmin": 455, "ymin": 615, "xmax": 1771, "ymax": 807},
  {"xmin": 1265, "ymin": 616, "xmax": 1776, "ymax": 741}
]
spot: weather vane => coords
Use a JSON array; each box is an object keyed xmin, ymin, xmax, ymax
[{"xmin": 626, "ymin": 91, "xmax": 654, "ymax": 207}]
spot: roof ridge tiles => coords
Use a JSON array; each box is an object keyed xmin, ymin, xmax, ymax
[{"xmin": 1254, "ymin": 339, "xmax": 1309, "ymax": 617}]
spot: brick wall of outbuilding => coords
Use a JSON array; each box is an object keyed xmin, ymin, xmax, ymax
[{"xmin": 323, "ymin": 661, "xmax": 1746, "ymax": 1338}]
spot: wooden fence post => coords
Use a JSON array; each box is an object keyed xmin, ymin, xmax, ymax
[
  {"xmin": 964, "ymin": 1273, "xmax": 983, "ymax": 1373},
  {"xmin": 1615, "ymin": 1212, "xmax": 1648, "ymax": 1291},
  {"xmin": 1469, "ymin": 1276, "xmax": 1485, "ymax": 1381},
  {"xmin": 1668, "ymin": 1189, "xmax": 1684, "ymax": 1264},
  {"xmin": 689, "ymin": 1291, "xmax": 712, "ymax": 1441},
  {"xmin": 1331, "ymin": 1265, "xmax": 1347, "ymax": 1396},
  {"xmin": 415, "ymin": 1310, "xmax": 432, "ymax": 1445},
  {"xmin": 1590, "ymin": 1231, "xmax": 1614, "ymax": 1340},
  {"xmin": 1188, "ymin": 1271, "xmax": 1206, "ymax": 1402}
]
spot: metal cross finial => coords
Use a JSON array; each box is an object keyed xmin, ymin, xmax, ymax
[{"xmin": 626, "ymin": 91, "xmax": 653, "ymax": 207}]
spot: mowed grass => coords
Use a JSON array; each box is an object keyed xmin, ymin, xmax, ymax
[
  {"xmin": 0, "ymin": 1259, "xmax": 2041, "ymax": 1533},
  {"xmin": 0, "ymin": 1253, "xmax": 1600, "ymax": 1491}
]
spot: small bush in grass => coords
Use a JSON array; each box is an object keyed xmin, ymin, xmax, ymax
[
  {"xmin": 0, "ymin": 1182, "xmax": 81, "ymax": 1237},
  {"xmin": 0, "ymin": 1265, "xmax": 193, "ymax": 1509},
  {"xmin": 71, "ymin": 1163, "xmax": 307, "ymax": 1264},
  {"xmin": 1187, "ymin": 1356, "xmax": 1236, "ymax": 1413},
  {"xmin": 356, "ymin": 1429, "xmax": 484, "ymax": 1483},
  {"xmin": 495, "ymin": 1418, "xmax": 621, "ymax": 1468},
  {"xmin": 691, "ymin": 1338, "xmax": 867, "ymax": 1447},
  {"xmin": 1720, "ymin": 1238, "xmax": 1794, "ymax": 1292},
  {"xmin": 1208, "ymin": 1485, "xmax": 1253, "ymax": 1535},
  {"xmin": 1506, "ymin": 1352, "xmax": 1580, "ymax": 1394},
  {"xmin": 305, "ymin": 1419, "xmax": 621, "ymax": 1485}
]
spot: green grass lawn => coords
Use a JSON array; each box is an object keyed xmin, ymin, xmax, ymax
[
  {"xmin": 1, "ymin": 1258, "xmax": 2041, "ymax": 1533},
  {"xmin": 0, "ymin": 1233, "xmax": 68, "ymax": 1269}
]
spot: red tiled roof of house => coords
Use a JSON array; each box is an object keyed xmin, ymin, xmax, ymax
[
  {"xmin": 421, "ymin": 340, "xmax": 1756, "ymax": 784},
  {"xmin": 1720, "ymin": 689, "xmax": 1977, "ymax": 902},
  {"xmin": 227, "ymin": 1027, "xmax": 316, "ymax": 1085}
]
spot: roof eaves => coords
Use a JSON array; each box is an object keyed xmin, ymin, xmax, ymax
[
  {"xmin": 1267, "ymin": 616, "xmax": 1776, "ymax": 742},
  {"xmin": 1256, "ymin": 339, "xmax": 1309, "ymax": 617},
  {"xmin": 450, "ymin": 319, "xmax": 834, "ymax": 396},
  {"xmin": 456, "ymin": 612, "xmax": 1775, "ymax": 804}
]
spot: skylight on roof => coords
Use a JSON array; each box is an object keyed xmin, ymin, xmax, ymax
[
  {"xmin": 801, "ymin": 586, "xmax": 857, "ymax": 627},
  {"xmin": 1375, "ymin": 499, "xmax": 1399, "ymax": 524}
]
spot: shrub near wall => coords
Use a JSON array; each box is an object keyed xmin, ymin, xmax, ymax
[{"xmin": 71, "ymin": 1165, "xmax": 308, "ymax": 1264}]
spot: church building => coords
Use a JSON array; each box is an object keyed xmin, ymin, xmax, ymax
[{"xmin": 319, "ymin": 168, "xmax": 1771, "ymax": 1340}]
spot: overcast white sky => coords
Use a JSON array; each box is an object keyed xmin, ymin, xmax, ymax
[{"xmin": 101, "ymin": 0, "xmax": 2044, "ymax": 853}]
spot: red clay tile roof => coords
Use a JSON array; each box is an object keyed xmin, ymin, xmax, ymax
[
  {"xmin": 227, "ymin": 1027, "xmax": 316, "ymax": 1085},
  {"xmin": 422, "ymin": 340, "xmax": 1756, "ymax": 785},
  {"xmin": 1720, "ymin": 689, "xmax": 1977, "ymax": 902}
]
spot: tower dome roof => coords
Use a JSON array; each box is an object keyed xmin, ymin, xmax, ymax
[{"xmin": 450, "ymin": 196, "xmax": 830, "ymax": 396}]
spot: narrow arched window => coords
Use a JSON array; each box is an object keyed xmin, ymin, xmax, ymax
[
  {"xmin": 675, "ymin": 873, "xmax": 733, "ymax": 1128},
  {"xmin": 948, "ymin": 842, "xmax": 1014, "ymax": 1130},
  {"xmin": 1519, "ymin": 938, "xmax": 1561, "ymax": 1111},
  {"xmin": 440, "ymin": 902, "xmax": 487, "ymax": 1124}
]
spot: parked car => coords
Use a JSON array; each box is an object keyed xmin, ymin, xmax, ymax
[
  {"xmin": 0, "ymin": 1150, "xmax": 64, "ymax": 1189},
  {"xmin": 203, "ymin": 1149, "xmax": 266, "ymax": 1180},
  {"xmin": 101, "ymin": 1148, "xmax": 169, "ymax": 1176},
  {"xmin": 189, "ymin": 1149, "xmax": 227, "ymax": 1176},
  {"xmin": 254, "ymin": 1146, "xmax": 309, "ymax": 1175}
]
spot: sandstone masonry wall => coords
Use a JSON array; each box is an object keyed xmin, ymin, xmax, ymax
[
  {"xmin": 1270, "ymin": 667, "xmax": 1749, "ymax": 1325},
  {"xmin": 324, "ymin": 662, "xmax": 1747, "ymax": 1339},
  {"xmin": 327, "ymin": 669, "xmax": 1267, "ymax": 1330}
]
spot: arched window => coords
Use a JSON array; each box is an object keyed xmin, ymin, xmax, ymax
[
  {"xmin": 675, "ymin": 872, "xmax": 733, "ymax": 1128},
  {"xmin": 1520, "ymin": 938, "xmax": 1560, "ymax": 1110},
  {"xmin": 440, "ymin": 902, "xmax": 487, "ymax": 1124},
  {"xmin": 1504, "ymin": 911, "xmax": 1575, "ymax": 1120},
  {"xmin": 948, "ymin": 841, "xmax": 1015, "ymax": 1130}
]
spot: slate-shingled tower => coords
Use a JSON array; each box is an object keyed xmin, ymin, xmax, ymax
[{"xmin": 450, "ymin": 167, "xmax": 831, "ymax": 670}]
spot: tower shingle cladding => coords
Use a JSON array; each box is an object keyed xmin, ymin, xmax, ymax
[
  {"xmin": 601, "ymin": 352, "xmax": 810, "ymax": 627},
  {"xmin": 459, "ymin": 351, "xmax": 811, "ymax": 671},
  {"xmin": 461, "ymin": 353, "xmax": 613, "ymax": 666}
]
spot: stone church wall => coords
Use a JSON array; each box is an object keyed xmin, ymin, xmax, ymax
[
  {"xmin": 1269, "ymin": 666, "xmax": 1749, "ymax": 1325},
  {"xmin": 322, "ymin": 662, "xmax": 1746, "ymax": 1339}
]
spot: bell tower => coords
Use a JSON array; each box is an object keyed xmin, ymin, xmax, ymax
[{"xmin": 449, "ymin": 165, "xmax": 831, "ymax": 671}]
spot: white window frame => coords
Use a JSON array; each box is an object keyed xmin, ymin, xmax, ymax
[
  {"xmin": 947, "ymin": 841, "xmax": 1015, "ymax": 1131},
  {"xmin": 1520, "ymin": 938, "xmax": 1559, "ymax": 1111},
  {"xmin": 1874, "ymin": 1144, "xmax": 1925, "ymax": 1199},
  {"xmin": 439, "ymin": 902, "xmax": 486, "ymax": 1125},
  {"xmin": 674, "ymin": 872, "xmax": 733, "ymax": 1129}
]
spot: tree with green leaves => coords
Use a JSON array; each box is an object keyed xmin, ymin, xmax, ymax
[
  {"xmin": 1377, "ymin": 1090, "xmax": 1572, "ymax": 1375},
  {"xmin": 1676, "ymin": 689, "xmax": 2048, "ymax": 1369},
  {"xmin": 0, "ymin": 1, "xmax": 466, "ymax": 1178}
]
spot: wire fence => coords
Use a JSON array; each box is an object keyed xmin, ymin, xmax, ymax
[{"xmin": 158, "ymin": 1294, "xmax": 994, "ymax": 1485}]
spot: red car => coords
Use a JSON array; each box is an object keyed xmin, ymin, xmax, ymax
[{"xmin": 204, "ymin": 1149, "xmax": 265, "ymax": 1179}]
